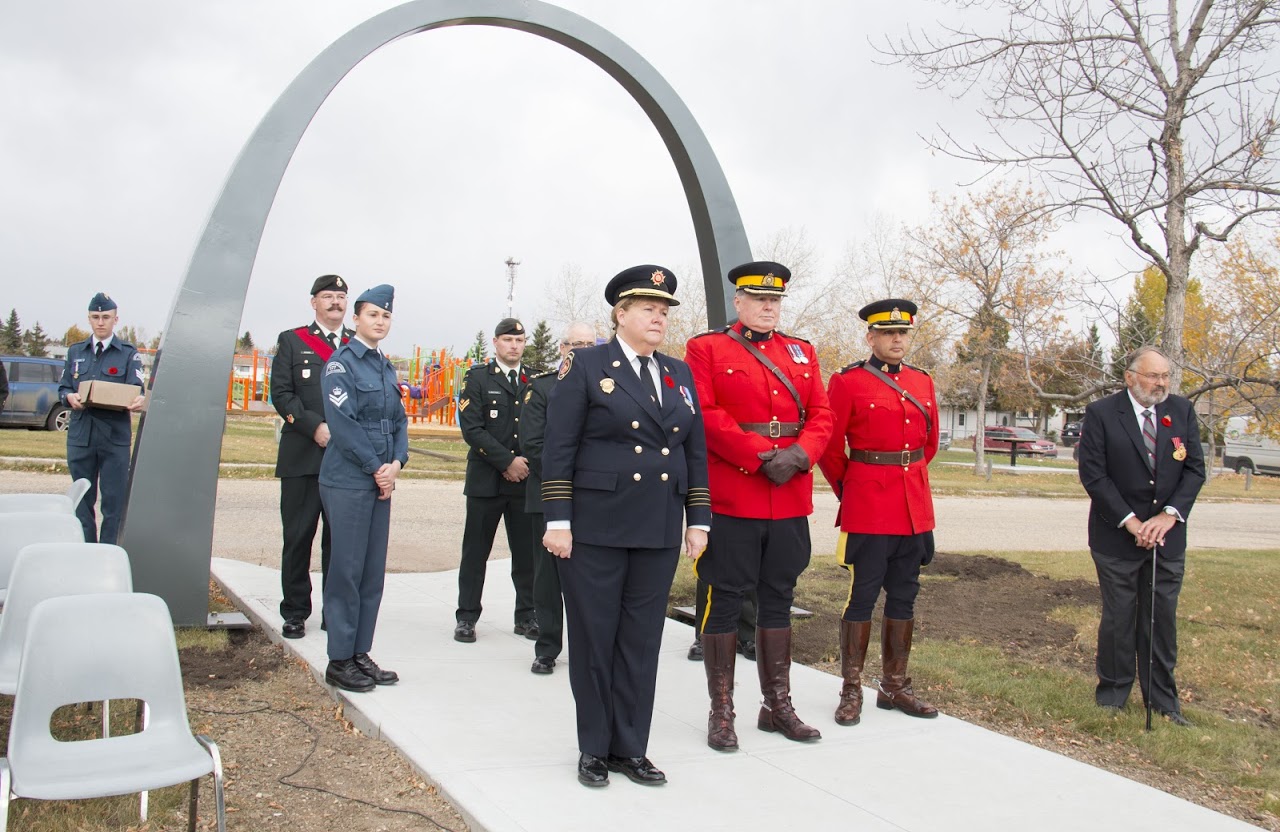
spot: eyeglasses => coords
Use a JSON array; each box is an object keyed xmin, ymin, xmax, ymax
[
  {"xmin": 1134, "ymin": 371, "xmax": 1172, "ymax": 382},
  {"xmin": 562, "ymin": 340, "xmax": 594, "ymax": 348}
]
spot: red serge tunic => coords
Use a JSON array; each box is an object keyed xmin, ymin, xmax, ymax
[
  {"xmin": 685, "ymin": 324, "xmax": 833, "ymax": 520},
  {"xmin": 818, "ymin": 361, "xmax": 938, "ymax": 535}
]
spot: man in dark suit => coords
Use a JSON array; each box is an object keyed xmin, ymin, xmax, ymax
[
  {"xmin": 1077, "ymin": 346, "xmax": 1205, "ymax": 726},
  {"xmin": 519, "ymin": 321, "xmax": 596, "ymax": 674},
  {"xmin": 271, "ymin": 274, "xmax": 353, "ymax": 640},
  {"xmin": 454, "ymin": 318, "xmax": 536, "ymax": 643}
]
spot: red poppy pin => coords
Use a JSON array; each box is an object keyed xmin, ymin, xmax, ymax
[
  {"xmin": 520, "ymin": 374, "xmax": 528, "ymax": 384},
  {"xmin": 107, "ymin": 367, "xmax": 118, "ymax": 375},
  {"xmin": 663, "ymin": 376, "xmax": 675, "ymax": 388},
  {"xmin": 1161, "ymin": 414, "xmax": 1172, "ymax": 427}
]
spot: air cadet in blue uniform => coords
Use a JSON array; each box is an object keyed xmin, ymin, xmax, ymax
[
  {"xmin": 57, "ymin": 292, "xmax": 146, "ymax": 544},
  {"xmin": 319, "ymin": 284, "xmax": 409, "ymax": 693},
  {"xmin": 542, "ymin": 265, "xmax": 711, "ymax": 788}
]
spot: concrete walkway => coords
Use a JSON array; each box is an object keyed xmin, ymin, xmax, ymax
[{"xmin": 212, "ymin": 557, "xmax": 1260, "ymax": 832}]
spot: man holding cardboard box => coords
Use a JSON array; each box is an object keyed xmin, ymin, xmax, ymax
[{"xmin": 57, "ymin": 292, "xmax": 146, "ymax": 544}]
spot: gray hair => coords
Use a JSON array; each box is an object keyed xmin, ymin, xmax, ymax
[{"xmin": 1125, "ymin": 345, "xmax": 1169, "ymax": 372}]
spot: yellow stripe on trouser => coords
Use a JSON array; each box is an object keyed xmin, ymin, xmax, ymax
[
  {"xmin": 700, "ymin": 584, "xmax": 713, "ymax": 634},
  {"xmin": 837, "ymin": 531, "xmax": 857, "ymax": 616}
]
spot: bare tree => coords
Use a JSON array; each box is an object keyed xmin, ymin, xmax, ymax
[
  {"xmin": 886, "ymin": 0, "xmax": 1280, "ymax": 388},
  {"xmin": 541, "ymin": 263, "xmax": 609, "ymax": 336}
]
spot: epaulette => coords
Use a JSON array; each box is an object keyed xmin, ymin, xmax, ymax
[
  {"xmin": 530, "ymin": 369, "xmax": 555, "ymax": 379},
  {"xmin": 689, "ymin": 325, "xmax": 732, "ymax": 341},
  {"xmin": 839, "ymin": 359, "xmax": 866, "ymax": 374},
  {"xmin": 903, "ymin": 361, "xmax": 931, "ymax": 376},
  {"xmin": 776, "ymin": 330, "xmax": 812, "ymax": 345}
]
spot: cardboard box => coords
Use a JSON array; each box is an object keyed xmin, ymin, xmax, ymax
[{"xmin": 78, "ymin": 380, "xmax": 144, "ymax": 411}]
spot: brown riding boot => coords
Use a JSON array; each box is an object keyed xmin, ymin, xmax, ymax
[
  {"xmin": 755, "ymin": 627, "xmax": 821, "ymax": 742},
  {"xmin": 875, "ymin": 617, "xmax": 938, "ymax": 718},
  {"xmin": 835, "ymin": 619, "xmax": 872, "ymax": 726},
  {"xmin": 703, "ymin": 632, "xmax": 739, "ymax": 751}
]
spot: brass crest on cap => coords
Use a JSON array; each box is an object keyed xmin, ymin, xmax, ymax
[
  {"xmin": 335, "ymin": 278, "xmax": 344, "ymax": 289},
  {"xmin": 763, "ymin": 274, "xmax": 777, "ymax": 287},
  {"xmin": 515, "ymin": 322, "xmax": 523, "ymax": 332},
  {"xmin": 651, "ymin": 270, "xmax": 666, "ymax": 285},
  {"xmin": 890, "ymin": 308, "xmax": 903, "ymax": 320}
]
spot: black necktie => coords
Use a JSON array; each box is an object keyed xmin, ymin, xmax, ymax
[
  {"xmin": 637, "ymin": 355, "xmax": 658, "ymax": 404},
  {"xmin": 94, "ymin": 342, "xmax": 103, "ymax": 359},
  {"xmin": 327, "ymin": 333, "xmax": 338, "ymax": 351},
  {"xmin": 508, "ymin": 368, "xmax": 519, "ymax": 389}
]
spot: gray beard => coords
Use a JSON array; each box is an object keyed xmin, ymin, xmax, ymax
[{"xmin": 1132, "ymin": 388, "xmax": 1170, "ymax": 408}]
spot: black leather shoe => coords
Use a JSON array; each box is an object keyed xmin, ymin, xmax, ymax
[
  {"xmin": 282, "ymin": 618, "xmax": 305, "ymax": 639},
  {"xmin": 687, "ymin": 635, "xmax": 703, "ymax": 661},
  {"xmin": 1162, "ymin": 710, "xmax": 1193, "ymax": 727},
  {"xmin": 606, "ymin": 755, "xmax": 666, "ymax": 785},
  {"xmin": 531, "ymin": 656, "xmax": 556, "ymax": 675},
  {"xmin": 353, "ymin": 653, "xmax": 398, "ymax": 685},
  {"xmin": 577, "ymin": 753, "xmax": 609, "ymax": 787},
  {"xmin": 737, "ymin": 638, "xmax": 756, "ymax": 661},
  {"xmin": 325, "ymin": 659, "xmax": 375, "ymax": 692},
  {"xmin": 514, "ymin": 619, "xmax": 540, "ymax": 640},
  {"xmin": 454, "ymin": 621, "xmax": 476, "ymax": 643}
]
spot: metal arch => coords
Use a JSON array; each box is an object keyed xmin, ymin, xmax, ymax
[{"xmin": 122, "ymin": 0, "xmax": 751, "ymax": 624}]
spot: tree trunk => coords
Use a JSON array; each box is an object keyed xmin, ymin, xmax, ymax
[
  {"xmin": 1159, "ymin": 114, "xmax": 1189, "ymax": 391},
  {"xmin": 973, "ymin": 355, "xmax": 993, "ymax": 475}
]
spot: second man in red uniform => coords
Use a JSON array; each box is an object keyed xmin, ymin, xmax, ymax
[{"xmin": 685, "ymin": 261, "xmax": 833, "ymax": 750}]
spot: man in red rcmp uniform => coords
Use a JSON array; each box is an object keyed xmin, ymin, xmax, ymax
[
  {"xmin": 818, "ymin": 298, "xmax": 940, "ymax": 726},
  {"xmin": 271, "ymin": 274, "xmax": 354, "ymax": 640},
  {"xmin": 684, "ymin": 260, "xmax": 834, "ymax": 750},
  {"xmin": 819, "ymin": 299, "xmax": 942, "ymax": 727}
]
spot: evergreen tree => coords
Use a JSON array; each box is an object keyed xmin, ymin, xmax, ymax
[
  {"xmin": 236, "ymin": 330, "xmax": 256, "ymax": 353},
  {"xmin": 22, "ymin": 322, "xmax": 50, "ymax": 357},
  {"xmin": 525, "ymin": 319, "xmax": 556, "ymax": 373},
  {"xmin": 0, "ymin": 309, "xmax": 21, "ymax": 353},
  {"xmin": 468, "ymin": 330, "xmax": 488, "ymax": 363}
]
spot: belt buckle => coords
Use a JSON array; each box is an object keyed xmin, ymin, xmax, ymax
[
  {"xmin": 901, "ymin": 449, "xmax": 911, "ymax": 467},
  {"xmin": 380, "ymin": 418, "xmax": 392, "ymax": 435},
  {"xmin": 768, "ymin": 419, "xmax": 781, "ymax": 438}
]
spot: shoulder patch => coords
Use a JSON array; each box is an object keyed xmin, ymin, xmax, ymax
[
  {"xmin": 557, "ymin": 350, "xmax": 575, "ymax": 380},
  {"xmin": 839, "ymin": 360, "xmax": 866, "ymax": 374},
  {"xmin": 324, "ymin": 361, "xmax": 346, "ymax": 375},
  {"xmin": 459, "ymin": 398, "xmax": 471, "ymax": 411}
]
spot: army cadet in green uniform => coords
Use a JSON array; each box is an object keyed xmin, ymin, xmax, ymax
[{"xmin": 453, "ymin": 318, "xmax": 537, "ymax": 643}]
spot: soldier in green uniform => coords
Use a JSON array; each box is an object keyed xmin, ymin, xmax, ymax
[{"xmin": 453, "ymin": 318, "xmax": 537, "ymax": 643}]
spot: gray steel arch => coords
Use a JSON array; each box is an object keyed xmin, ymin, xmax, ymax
[{"xmin": 123, "ymin": 0, "xmax": 751, "ymax": 624}]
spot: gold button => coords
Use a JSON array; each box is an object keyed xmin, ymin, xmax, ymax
[
  {"xmin": 870, "ymin": 403, "xmax": 876, "ymax": 409},
  {"xmin": 613, "ymin": 361, "xmax": 621, "ymax": 367},
  {"xmin": 634, "ymin": 473, "xmax": 642, "ymax": 481},
  {"xmin": 661, "ymin": 473, "xmax": 669, "ymax": 481},
  {"xmin": 905, "ymin": 443, "xmax": 910, "ymax": 448},
  {"xmin": 673, "ymin": 427, "xmax": 680, "ymax": 433},
  {"xmin": 906, "ymin": 419, "xmax": 911, "ymax": 424},
  {"xmin": 773, "ymin": 444, "xmax": 779, "ymax": 449},
  {"xmin": 513, "ymin": 433, "xmax": 518, "ymax": 438},
  {"xmin": 772, "ymin": 390, "xmax": 778, "ymax": 395},
  {"xmin": 514, "ymin": 417, "xmax": 519, "ymax": 422},
  {"xmin": 1149, "ymin": 480, "xmax": 1154, "ymax": 486},
  {"xmin": 634, "ymin": 446, "xmax": 642, "ymax": 454},
  {"xmin": 632, "ymin": 421, "xmax": 640, "ymax": 429},
  {"xmin": 727, "ymin": 369, "xmax": 734, "ymax": 374},
  {"xmin": 1152, "ymin": 499, "xmax": 1158, "ymax": 505},
  {"xmin": 661, "ymin": 448, "xmax": 670, "ymax": 456}
]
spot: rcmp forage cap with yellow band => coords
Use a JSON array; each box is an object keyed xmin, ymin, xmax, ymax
[
  {"xmin": 604, "ymin": 264, "xmax": 680, "ymax": 306},
  {"xmin": 356, "ymin": 284, "xmax": 394, "ymax": 312},
  {"xmin": 495, "ymin": 318, "xmax": 525, "ymax": 337},
  {"xmin": 859, "ymin": 298, "xmax": 918, "ymax": 330},
  {"xmin": 88, "ymin": 292, "xmax": 117, "ymax": 312},
  {"xmin": 728, "ymin": 260, "xmax": 791, "ymax": 295},
  {"xmin": 311, "ymin": 274, "xmax": 347, "ymax": 295}
]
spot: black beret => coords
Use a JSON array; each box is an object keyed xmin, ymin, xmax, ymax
[
  {"xmin": 727, "ymin": 261, "xmax": 790, "ymax": 295},
  {"xmin": 311, "ymin": 274, "xmax": 348, "ymax": 295},
  {"xmin": 495, "ymin": 318, "xmax": 525, "ymax": 337},
  {"xmin": 604, "ymin": 265, "xmax": 680, "ymax": 306}
]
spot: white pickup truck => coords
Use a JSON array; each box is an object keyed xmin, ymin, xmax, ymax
[{"xmin": 1223, "ymin": 415, "xmax": 1280, "ymax": 477}]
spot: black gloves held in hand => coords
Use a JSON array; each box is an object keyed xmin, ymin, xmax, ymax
[{"xmin": 757, "ymin": 444, "xmax": 811, "ymax": 486}]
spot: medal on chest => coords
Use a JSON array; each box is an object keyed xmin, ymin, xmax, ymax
[
  {"xmin": 1171, "ymin": 436, "xmax": 1187, "ymax": 461},
  {"xmin": 785, "ymin": 343, "xmax": 808, "ymax": 364}
]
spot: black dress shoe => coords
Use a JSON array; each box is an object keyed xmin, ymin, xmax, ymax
[
  {"xmin": 577, "ymin": 753, "xmax": 609, "ymax": 787},
  {"xmin": 514, "ymin": 619, "xmax": 540, "ymax": 640},
  {"xmin": 1162, "ymin": 710, "xmax": 1193, "ymax": 727},
  {"xmin": 454, "ymin": 621, "xmax": 476, "ymax": 643},
  {"xmin": 606, "ymin": 755, "xmax": 666, "ymax": 785},
  {"xmin": 737, "ymin": 638, "xmax": 756, "ymax": 661},
  {"xmin": 353, "ymin": 653, "xmax": 399, "ymax": 685},
  {"xmin": 687, "ymin": 635, "xmax": 703, "ymax": 661},
  {"xmin": 282, "ymin": 618, "xmax": 305, "ymax": 639},
  {"xmin": 531, "ymin": 656, "xmax": 556, "ymax": 675},
  {"xmin": 325, "ymin": 659, "xmax": 375, "ymax": 692}
]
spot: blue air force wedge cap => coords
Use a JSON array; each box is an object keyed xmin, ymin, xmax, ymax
[
  {"xmin": 728, "ymin": 261, "xmax": 791, "ymax": 295},
  {"xmin": 356, "ymin": 284, "xmax": 394, "ymax": 312},
  {"xmin": 604, "ymin": 265, "xmax": 680, "ymax": 306},
  {"xmin": 88, "ymin": 293, "xmax": 117, "ymax": 312}
]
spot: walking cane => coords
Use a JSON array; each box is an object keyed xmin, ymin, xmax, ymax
[{"xmin": 1145, "ymin": 541, "xmax": 1159, "ymax": 732}]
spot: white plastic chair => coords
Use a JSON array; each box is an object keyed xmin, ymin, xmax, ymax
[
  {"xmin": 0, "ymin": 479, "xmax": 91, "ymax": 514},
  {"xmin": 0, "ymin": 593, "xmax": 225, "ymax": 832},
  {"xmin": 0, "ymin": 513, "xmax": 84, "ymax": 607}
]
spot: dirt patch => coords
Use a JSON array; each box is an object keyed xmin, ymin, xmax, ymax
[{"xmin": 182, "ymin": 633, "xmax": 283, "ymax": 691}]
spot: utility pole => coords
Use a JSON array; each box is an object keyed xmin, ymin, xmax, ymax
[{"xmin": 504, "ymin": 257, "xmax": 520, "ymax": 319}]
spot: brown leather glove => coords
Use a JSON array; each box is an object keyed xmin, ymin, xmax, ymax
[{"xmin": 757, "ymin": 444, "xmax": 811, "ymax": 486}]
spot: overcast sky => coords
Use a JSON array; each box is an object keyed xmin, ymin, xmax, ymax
[{"xmin": 0, "ymin": 0, "xmax": 1139, "ymax": 356}]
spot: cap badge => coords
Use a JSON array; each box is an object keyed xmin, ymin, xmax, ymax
[
  {"xmin": 763, "ymin": 274, "xmax": 777, "ymax": 287},
  {"xmin": 515, "ymin": 322, "xmax": 523, "ymax": 332},
  {"xmin": 599, "ymin": 378, "xmax": 616, "ymax": 394},
  {"xmin": 651, "ymin": 270, "xmax": 666, "ymax": 286},
  {"xmin": 335, "ymin": 278, "xmax": 344, "ymax": 288},
  {"xmin": 890, "ymin": 308, "xmax": 903, "ymax": 321}
]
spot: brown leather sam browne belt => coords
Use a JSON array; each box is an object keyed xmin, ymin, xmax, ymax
[
  {"xmin": 850, "ymin": 448, "xmax": 924, "ymax": 466},
  {"xmin": 739, "ymin": 420, "xmax": 802, "ymax": 438}
]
